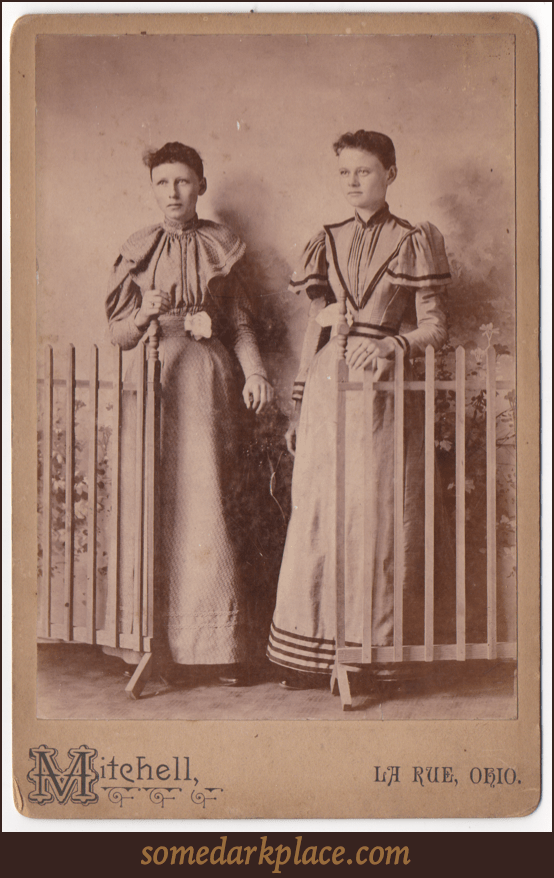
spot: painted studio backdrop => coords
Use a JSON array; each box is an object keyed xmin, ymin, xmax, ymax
[{"xmin": 36, "ymin": 34, "xmax": 516, "ymax": 664}]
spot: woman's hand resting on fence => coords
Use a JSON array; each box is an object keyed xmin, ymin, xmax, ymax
[
  {"xmin": 345, "ymin": 336, "xmax": 397, "ymax": 371},
  {"xmin": 134, "ymin": 289, "xmax": 172, "ymax": 331},
  {"xmin": 242, "ymin": 374, "xmax": 274, "ymax": 414}
]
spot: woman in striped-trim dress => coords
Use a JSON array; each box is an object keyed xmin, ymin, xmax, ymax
[{"xmin": 267, "ymin": 131, "xmax": 452, "ymax": 688}]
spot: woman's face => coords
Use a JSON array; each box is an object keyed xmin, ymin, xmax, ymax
[
  {"xmin": 337, "ymin": 148, "xmax": 396, "ymax": 214},
  {"xmin": 151, "ymin": 161, "xmax": 206, "ymax": 223}
]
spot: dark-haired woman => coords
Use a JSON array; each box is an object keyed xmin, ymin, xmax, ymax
[
  {"xmin": 267, "ymin": 131, "xmax": 452, "ymax": 689},
  {"xmin": 106, "ymin": 142, "xmax": 273, "ymax": 683}
]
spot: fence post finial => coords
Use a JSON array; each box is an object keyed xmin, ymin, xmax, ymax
[
  {"xmin": 336, "ymin": 288, "xmax": 348, "ymax": 361},
  {"xmin": 147, "ymin": 317, "xmax": 160, "ymax": 362}
]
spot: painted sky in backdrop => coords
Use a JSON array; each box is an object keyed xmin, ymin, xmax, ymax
[{"xmin": 36, "ymin": 33, "xmax": 515, "ymax": 398}]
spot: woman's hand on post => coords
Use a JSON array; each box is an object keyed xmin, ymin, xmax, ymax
[
  {"xmin": 134, "ymin": 289, "xmax": 172, "ymax": 331},
  {"xmin": 345, "ymin": 336, "xmax": 397, "ymax": 371},
  {"xmin": 242, "ymin": 375, "xmax": 274, "ymax": 414}
]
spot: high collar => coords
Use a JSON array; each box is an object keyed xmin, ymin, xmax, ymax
[
  {"xmin": 354, "ymin": 202, "xmax": 390, "ymax": 229},
  {"xmin": 163, "ymin": 213, "xmax": 199, "ymax": 234}
]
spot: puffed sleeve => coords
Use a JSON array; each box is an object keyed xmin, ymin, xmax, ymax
[
  {"xmin": 288, "ymin": 231, "xmax": 333, "ymax": 302},
  {"xmin": 105, "ymin": 226, "xmax": 164, "ymax": 350},
  {"xmin": 387, "ymin": 222, "xmax": 451, "ymax": 358},
  {"xmin": 105, "ymin": 255, "xmax": 146, "ymax": 350},
  {"xmin": 386, "ymin": 222, "xmax": 452, "ymax": 289},
  {"xmin": 287, "ymin": 232, "xmax": 334, "ymax": 401}
]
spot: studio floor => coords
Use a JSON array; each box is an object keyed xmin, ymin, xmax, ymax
[{"xmin": 36, "ymin": 644, "xmax": 517, "ymax": 721}]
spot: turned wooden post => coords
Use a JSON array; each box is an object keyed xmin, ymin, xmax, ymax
[
  {"xmin": 147, "ymin": 316, "xmax": 160, "ymax": 364},
  {"xmin": 336, "ymin": 291, "xmax": 349, "ymax": 361},
  {"xmin": 125, "ymin": 314, "xmax": 162, "ymax": 698},
  {"xmin": 332, "ymin": 288, "xmax": 353, "ymax": 708},
  {"xmin": 145, "ymin": 315, "xmax": 161, "ymax": 653}
]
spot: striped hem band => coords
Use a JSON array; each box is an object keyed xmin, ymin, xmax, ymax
[{"xmin": 267, "ymin": 622, "xmax": 361, "ymax": 674}]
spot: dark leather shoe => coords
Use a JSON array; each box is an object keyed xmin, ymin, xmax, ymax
[
  {"xmin": 219, "ymin": 665, "xmax": 249, "ymax": 687},
  {"xmin": 158, "ymin": 665, "xmax": 199, "ymax": 687},
  {"xmin": 279, "ymin": 671, "xmax": 325, "ymax": 690}
]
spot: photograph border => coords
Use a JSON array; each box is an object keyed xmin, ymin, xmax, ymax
[{"xmin": 10, "ymin": 8, "xmax": 541, "ymax": 821}]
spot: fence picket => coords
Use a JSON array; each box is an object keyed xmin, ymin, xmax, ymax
[
  {"xmin": 393, "ymin": 347, "xmax": 405, "ymax": 662},
  {"xmin": 455, "ymin": 346, "xmax": 466, "ymax": 660},
  {"xmin": 424, "ymin": 346, "xmax": 435, "ymax": 661},
  {"xmin": 41, "ymin": 346, "xmax": 54, "ymax": 638},
  {"xmin": 63, "ymin": 345, "xmax": 76, "ymax": 641},
  {"xmin": 335, "ymin": 357, "xmax": 348, "ymax": 652},
  {"xmin": 362, "ymin": 364, "xmax": 375, "ymax": 663},
  {"xmin": 86, "ymin": 345, "xmax": 99, "ymax": 644},
  {"xmin": 486, "ymin": 346, "xmax": 497, "ymax": 659},
  {"xmin": 144, "ymin": 322, "xmax": 161, "ymax": 644},
  {"xmin": 133, "ymin": 342, "xmax": 146, "ymax": 652},
  {"xmin": 104, "ymin": 346, "xmax": 122, "ymax": 647}
]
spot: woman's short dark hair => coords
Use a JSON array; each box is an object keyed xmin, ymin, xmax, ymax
[
  {"xmin": 142, "ymin": 142, "xmax": 204, "ymax": 180},
  {"xmin": 332, "ymin": 130, "xmax": 396, "ymax": 170}
]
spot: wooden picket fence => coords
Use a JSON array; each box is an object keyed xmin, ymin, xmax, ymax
[
  {"xmin": 38, "ymin": 324, "xmax": 161, "ymax": 698},
  {"xmin": 37, "ymin": 330, "xmax": 516, "ymax": 704},
  {"xmin": 331, "ymin": 343, "xmax": 516, "ymax": 709}
]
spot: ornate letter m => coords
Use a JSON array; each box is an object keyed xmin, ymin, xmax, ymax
[{"xmin": 27, "ymin": 745, "xmax": 99, "ymax": 805}]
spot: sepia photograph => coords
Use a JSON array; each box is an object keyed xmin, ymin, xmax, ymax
[
  {"xmin": 34, "ymin": 30, "xmax": 517, "ymax": 721},
  {"xmin": 11, "ymin": 10, "xmax": 541, "ymax": 820}
]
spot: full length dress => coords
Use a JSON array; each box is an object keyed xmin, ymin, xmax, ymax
[
  {"xmin": 106, "ymin": 213, "xmax": 268, "ymax": 665},
  {"xmin": 267, "ymin": 203, "xmax": 453, "ymax": 675}
]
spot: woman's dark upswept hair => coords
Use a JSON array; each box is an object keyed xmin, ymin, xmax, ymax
[
  {"xmin": 142, "ymin": 142, "xmax": 204, "ymax": 180},
  {"xmin": 333, "ymin": 130, "xmax": 396, "ymax": 170}
]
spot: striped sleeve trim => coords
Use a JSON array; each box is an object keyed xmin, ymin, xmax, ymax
[
  {"xmin": 386, "ymin": 268, "xmax": 451, "ymax": 282},
  {"xmin": 292, "ymin": 380, "xmax": 305, "ymax": 402},
  {"xmin": 393, "ymin": 335, "xmax": 410, "ymax": 355},
  {"xmin": 289, "ymin": 273, "xmax": 328, "ymax": 287},
  {"xmin": 287, "ymin": 281, "xmax": 332, "ymax": 301}
]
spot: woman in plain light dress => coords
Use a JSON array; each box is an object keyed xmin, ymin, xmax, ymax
[
  {"xmin": 105, "ymin": 142, "xmax": 273, "ymax": 684},
  {"xmin": 267, "ymin": 131, "xmax": 453, "ymax": 688}
]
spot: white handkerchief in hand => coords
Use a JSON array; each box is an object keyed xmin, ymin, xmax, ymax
[
  {"xmin": 184, "ymin": 311, "xmax": 212, "ymax": 340},
  {"xmin": 315, "ymin": 303, "xmax": 353, "ymax": 328}
]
